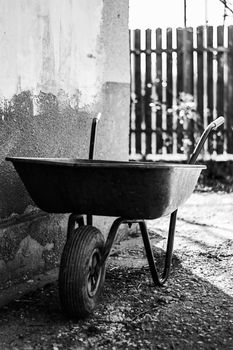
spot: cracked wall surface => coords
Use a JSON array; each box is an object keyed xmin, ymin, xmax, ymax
[{"xmin": 0, "ymin": 0, "xmax": 130, "ymax": 284}]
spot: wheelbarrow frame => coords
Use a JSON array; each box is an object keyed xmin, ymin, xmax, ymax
[{"xmin": 6, "ymin": 115, "xmax": 224, "ymax": 319}]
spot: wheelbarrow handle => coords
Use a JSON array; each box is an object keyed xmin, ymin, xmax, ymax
[
  {"xmin": 87, "ymin": 113, "xmax": 101, "ymax": 226},
  {"xmin": 189, "ymin": 117, "xmax": 224, "ymax": 164},
  {"xmin": 212, "ymin": 116, "xmax": 225, "ymax": 130},
  {"xmin": 89, "ymin": 113, "xmax": 101, "ymax": 160}
]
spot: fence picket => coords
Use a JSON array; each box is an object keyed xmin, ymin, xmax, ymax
[
  {"xmin": 177, "ymin": 28, "xmax": 183, "ymax": 95},
  {"xmin": 183, "ymin": 28, "xmax": 194, "ymax": 95},
  {"xmin": 197, "ymin": 26, "xmax": 204, "ymax": 125},
  {"xmin": 227, "ymin": 26, "xmax": 233, "ymax": 153},
  {"xmin": 156, "ymin": 28, "xmax": 163, "ymax": 154},
  {"xmin": 145, "ymin": 29, "xmax": 152, "ymax": 154},
  {"xmin": 166, "ymin": 28, "xmax": 173, "ymax": 154},
  {"xmin": 176, "ymin": 28, "xmax": 183, "ymax": 153},
  {"xmin": 134, "ymin": 29, "xmax": 143, "ymax": 154},
  {"xmin": 207, "ymin": 26, "xmax": 214, "ymax": 154},
  {"xmin": 184, "ymin": 27, "xmax": 194, "ymax": 156},
  {"xmin": 217, "ymin": 26, "xmax": 224, "ymax": 154}
]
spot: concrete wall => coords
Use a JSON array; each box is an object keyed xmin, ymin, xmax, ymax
[{"xmin": 0, "ymin": 0, "xmax": 130, "ymax": 284}]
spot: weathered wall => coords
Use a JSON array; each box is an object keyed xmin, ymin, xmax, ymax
[{"xmin": 0, "ymin": 0, "xmax": 130, "ymax": 284}]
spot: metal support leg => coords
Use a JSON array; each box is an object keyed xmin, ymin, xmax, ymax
[
  {"xmin": 101, "ymin": 214, "xmax": 177, "ymax": 286},
  {"xmin": 140, "ymin": 210, "xmax": 177, "ymax": 286},
  {"xmin": 138, "ymin": 118, "xmax": 224, "ymax": 284},
  {"xmin": 101, "ymin": 217, "xmax": 125, "ymax": 264}
]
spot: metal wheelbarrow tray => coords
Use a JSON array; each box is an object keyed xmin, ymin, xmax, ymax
[
  {"xmin": 6, "ymin": 116, "xmax": 224, "ymax": 320},
  {"xmin": 6, "ymin": 157, "xmax": 205, "ymax": 219}
]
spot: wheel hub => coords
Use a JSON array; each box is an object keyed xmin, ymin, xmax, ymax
[{"xmin": 87, "ymin": 248, "xmax": 102, "ymax": 297}]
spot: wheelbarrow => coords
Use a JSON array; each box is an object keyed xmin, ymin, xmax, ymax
[{"xmin": 6, "ymin": 115, "xmax": 224, "ymax": 319}]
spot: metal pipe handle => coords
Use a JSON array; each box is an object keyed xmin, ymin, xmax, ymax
[
  {"xmin": 89, "ymin": 113, "xmax": 101, "ymax": 160},
  {"xmin": 87, "ymin": 113, "xmax": 101, "ymax": 226},
  {"xmin": 189, "ymin": 117, "xmax": 224, "ymax": 164},
  {"xmin": 212, "ymin": 116, "xmax": 225, "ymax": 130}
]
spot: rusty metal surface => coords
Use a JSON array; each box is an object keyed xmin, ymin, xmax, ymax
[{"xmin": 6, "ymin": 158, "xmax": 206, "ymax": 219}]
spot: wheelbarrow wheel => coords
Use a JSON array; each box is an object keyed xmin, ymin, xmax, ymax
[{"xmin": 59, "ymin": 225, "xmax": 106, "ymax": 319}]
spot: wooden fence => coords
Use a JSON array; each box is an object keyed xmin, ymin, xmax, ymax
[{"xmin": 129, "ymin": 26, "xmax": 233, "ymax": 161}]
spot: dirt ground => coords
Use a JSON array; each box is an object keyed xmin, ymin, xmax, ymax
[{"xmin": 0, "ymin": 191, "xmax": 233, "ymax": 350}]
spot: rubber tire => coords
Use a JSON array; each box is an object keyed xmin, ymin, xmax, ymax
[{"xmin": 59, "ymin": 225, "xmax": 106, "ymax": 319}]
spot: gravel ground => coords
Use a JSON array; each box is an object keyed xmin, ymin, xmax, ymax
[{"xmin": 0, "ymin": 192, "xmax": 232, "ymax": 350}]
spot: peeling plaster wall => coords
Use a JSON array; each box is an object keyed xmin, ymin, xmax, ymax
[
  {"xmin": 0, "ymin": 0, "xmax": 130, "ymax": 283},
  {"xmin": 0, "ymin": 0, "xmax": 104, "ymax": 105}
]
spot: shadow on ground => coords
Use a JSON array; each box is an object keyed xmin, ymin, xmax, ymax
[{"xmin": 0, "ymin": 242, "xmax": 232, "ymax": 350}]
